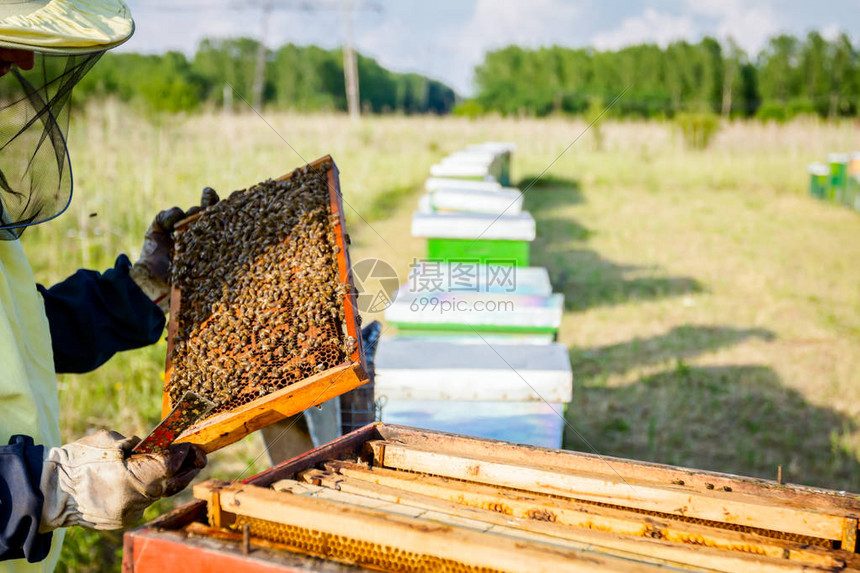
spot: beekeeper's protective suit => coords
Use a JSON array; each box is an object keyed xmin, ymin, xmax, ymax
[{"xmin": 0, "ymin": 2, "xmax": 209, "ymax": 570}]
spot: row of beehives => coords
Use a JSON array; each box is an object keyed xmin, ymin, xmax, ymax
[
  {"xmin": 808, "ymin": 152, "xmax": 860, "ymax": 211},
  {"xmin": 373, "ymin": 143, "xmax": 574, "ymax": 449}
]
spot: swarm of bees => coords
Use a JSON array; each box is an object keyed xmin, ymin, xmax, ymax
[{"xmin": 167, "ymin": 162, "xmax": 357, "ymax": 413}]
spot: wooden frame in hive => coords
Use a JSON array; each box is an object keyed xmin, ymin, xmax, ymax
[
  {"xmin": 161, "ymin": 156, "xmax": 368, "ymax": 453},
  {"xmin": 124, "ymin": 424, "xmax": 860, "ymax": 573}
]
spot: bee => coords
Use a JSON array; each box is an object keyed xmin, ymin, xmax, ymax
[{"xmin": 167, "ymin": 168, "xmax": 353, "ymax": 409}]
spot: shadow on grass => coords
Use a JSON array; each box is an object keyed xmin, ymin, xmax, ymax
[
  {"xmin": 570, "ymin": 325, "xmax": 776, "ymax": 379},
  {"xmin": 550, "ymin": 253, "xmax": 705, "ymax": 311},
  {"xmin": 516, "ymin": 174, "xmax": 587, "ymax": 205},
  {"xmin": 520, "ymin": 173, "xmax": 704, "ymax": 311},
  {"xmin": 363, "ymin": 183, "xmax": 421, "ymax": 222},
  {"xmin": 564, "ymin": 364, "xmax": 860, "ymax": 491}
]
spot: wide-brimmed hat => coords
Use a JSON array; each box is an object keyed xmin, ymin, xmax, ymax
[{"xmin": 0, "ymin": 0, "xmax": 134, "ymax": 55}]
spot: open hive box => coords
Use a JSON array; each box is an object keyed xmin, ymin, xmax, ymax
[
  {"xmin": 162, "ymin": 156, "xmax": 368, "ymax": 453},
  {"xmin": 125, "ymin": 424, "xmax": 860, "ymax": 573}
]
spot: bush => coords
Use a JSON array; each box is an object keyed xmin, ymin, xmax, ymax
[
  {"xmin": 584, "ymin": 96, "xmax": 606, "ymax": 151},
  {"xmin": 452, "ymin": 99, "xmax": 485, "ymax": 119},
  {"xmin": 755, "ymin": 103, "xmax": 788, "ymax": 122},
  {"xmin": 675, "ymin": 113, "xmax": 721, "ymax": 150},
  {"xmin": 786, "ymin": 99, "xmax": 817, "ymax": 118}
]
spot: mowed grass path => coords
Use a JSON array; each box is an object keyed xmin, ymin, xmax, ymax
[{"xmin": 19, "ymin": 106, "xmax": 858, "ymax": 569}]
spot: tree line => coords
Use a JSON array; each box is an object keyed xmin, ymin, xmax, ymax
[
  {"xmin": 469, "ymin": 32, "xmax": 859, "ymax": 120},
  {"xmin": 67, "ymin": 38, "xmax": 456, "ymax": 115}
]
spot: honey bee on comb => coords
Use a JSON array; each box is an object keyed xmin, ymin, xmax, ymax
[{"xmin": 167, "ymin": 163, "xmax": 351, "ymax": 413}]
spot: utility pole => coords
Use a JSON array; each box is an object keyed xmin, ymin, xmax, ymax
[
  {"xmin": 342, "ymin": 0, "xmax": 361, "ymax": 120},
  {"xmin": 175, "ymin": 0, "xmax": 381, "ymax": 113},
  {"xmin": 251, "ymin": 0, "xmax": 273, "ymax": 110}
]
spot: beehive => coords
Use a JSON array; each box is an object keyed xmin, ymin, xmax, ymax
[
  {"xmin": 124, "ymin": 425, "xmax": 860, "ymax": 573},
  {"xmin": 162, "ymin": 156, "xmax": 368, "ymax": 453}
]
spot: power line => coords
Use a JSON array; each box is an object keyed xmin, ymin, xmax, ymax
[{"xmin": 228, "ymin": 0, "xmax": 382, "ymax": 114}]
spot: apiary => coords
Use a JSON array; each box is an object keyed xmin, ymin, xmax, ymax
[
  {"xmin": 124, "ymin": 423, "xmax": 860, "ymax": 573},
  {"xmin": 161, "ymin": 156, "xmax": 368, "ymax": 453}
]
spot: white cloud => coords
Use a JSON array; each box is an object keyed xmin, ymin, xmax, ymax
[
  {"xmin": 359, "ymin": 0, "xmax": 591, "ymax": 96},
  {"xmin": 356, "ymin": 15, "xmax": 434, "ymax": 78},
  {"xmin": 685, "ymin": 0, "xmax": 779, "ymax": 55},
  {"xmin": 448, "ymin": 0, "xmax": 589, "ymax": 94},
  {"xmin": 820, "ymin": 22, "xmax": 843, "ymax": 41},
  {"xmin": 592, "ymin": 8, "xmax": 697, "ymax": 50}
]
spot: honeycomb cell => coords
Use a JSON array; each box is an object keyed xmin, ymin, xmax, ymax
[
  {"xmin": 167, "ymin": 164, "xmax": 353, "ymax": 414},
  {"xmin": 230, "ymin": 515, "xmax": 504, "ymax": 573}
]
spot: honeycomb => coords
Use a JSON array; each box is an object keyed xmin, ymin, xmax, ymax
[
  {"xmin": 391, "ymin": 469, "xmax": 835, "ymax": 549},
  {"xmin": 167, "ymin": 162, "xmax": 356, "ymax": 414},
  {"xmin": 231, "ymin": 515, "xmax": 505, "ymax": 573}
]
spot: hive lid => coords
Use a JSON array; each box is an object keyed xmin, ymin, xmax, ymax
[
  {"xmin": 429, "ymin": 187, "xmax": 523, "ymax": 215},
  {"xmin": 411, "ymin": 210, "xmax": 536, "ymax": 241},
  {"xmin": 425, "ymin": 177, "xmax": 502, "ymax": 192}
]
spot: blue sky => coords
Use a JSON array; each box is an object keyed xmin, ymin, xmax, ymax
[{"xmin": 124, "ymin": 1, "xmax": 859, "ymax": 96}]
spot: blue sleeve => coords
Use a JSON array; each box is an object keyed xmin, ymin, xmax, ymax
[
  {"xmin": 36, "ymin": 255, "xmax": 166, "ymax": 374},
  {"xmin": 0, "ymin": 435, "xmax": 52, "ymax": 563}
]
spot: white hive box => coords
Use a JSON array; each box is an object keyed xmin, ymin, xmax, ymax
[
  {"xmin": 374, "ymin": 339, "xmax": 572, "ymax": 402},
  {"xmin": 385, "ymin": 289, "xmax": 564, "ymax": 333},
  {"xmin": 390, "ymin": 262, "xmax": 558, "ymax": 343},
  {"xmin": 425, "ymin": 177, "xmax": 502, "ymax": 192},
  {"xmin": 421, "ymin": 187, "xmax": 523, "ymax": 215},
  {"xmin": 411, "ymin": 211, "xmax": 535, "ymax": 241},
  {"xmin": 429, "ymin": 162, "xmax": 495, "ymax": 180},
  {"xmin": 403, "ymin": 261, "xmax": 552, "ymax": 296},
  {"xmin": 375, "ymin": 339, "xmax": 571, "ymax": 449},
  {"xmin": 379, "ymin": 401, "xmax": 566, "ymax": 449}
]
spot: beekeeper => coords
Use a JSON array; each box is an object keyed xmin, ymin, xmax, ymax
[{"xmin": 0, "ymin": 1, "xmax": 210, "ymax": 570}]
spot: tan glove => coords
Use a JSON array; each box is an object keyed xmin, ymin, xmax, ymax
[
  {"xmin": 131, "ymin": 187, "xmax": 220, "ymax": 312},
  {"xmin": 39, "ymin": 430, "xmax": 207, "ymax": 531}
]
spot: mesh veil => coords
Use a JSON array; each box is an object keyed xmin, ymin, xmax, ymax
[{"xmin": 0, "ymin": 52, "xmax": 102, "ymax": 240}]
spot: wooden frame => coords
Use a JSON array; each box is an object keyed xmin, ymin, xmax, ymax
[
  {"xmin": 245, "ymin": 424, "xmax": 860, "ymax": 552},
  {"xmin": 194, "ymin": 480, "xmax": 665, "ymax": 573},
  {"xmin": 161, "ymin": 156, "xmax": 368, "ymax": 453},
  {"xmin": 126, "ymin": 424, "xmax": 860, "ymax": 573},
  {"xmin": 300, "ymin": 462, "xmax": 843, "ymax": 567}
]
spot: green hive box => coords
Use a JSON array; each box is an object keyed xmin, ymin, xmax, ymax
[
  {"xmin": 828, "ymin": 153, "xmax": 849, "ymax": 202},
  {"xmin": 427, "ymin": 238, "xmax": 529, "ymax": 267},
  {"xmin": 808, "ymin": 163, "xmax": 829, "ymax": 199}
]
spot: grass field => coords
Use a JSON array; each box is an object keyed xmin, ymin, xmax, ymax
[{"xmin": 20, "ymin": 102, "xmax": 859, "ymax": 570}]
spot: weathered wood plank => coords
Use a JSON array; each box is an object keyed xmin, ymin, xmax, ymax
[
  {"xmin": 843, "ymin": 519, "xmax": 859, "ymax": 552},
  {"xmin": 193, "ymin": 480, "xmax": 666, "ymax": 573},
  {"xmin": 371, "ymin": 440, "xmax": 850, "ymax": 541},
  {"xmin": 175, "ymin": 363, "xmax": 366, "ymax": 453},
  {"xmin": 274, "ymin": 477, "xmax": 836, "ymax": 573},
  {"xmin": 314, "ymin": 461, "xmax": 844, "ymax": 568},
  {"xmin": 378, "ymin": 425, "xmax": 860, "ymax": 514}
]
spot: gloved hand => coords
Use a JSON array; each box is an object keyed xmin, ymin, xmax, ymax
[
  {"xmin": 131, "ymin": 187, "xmax": 219, "ymax": 312},
  {"xmin": 39, "ymin": 430, "xmax": 207, "ymax": 532}
]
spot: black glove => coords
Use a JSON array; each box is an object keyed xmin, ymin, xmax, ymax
[{"xmin": 131, "ymin": 188, "xmax": 219, "ymax": 311}]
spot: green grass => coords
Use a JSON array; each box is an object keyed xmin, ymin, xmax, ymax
[{"xmin": 16, "ymin": 104, "xmax": 859, "ymax": 570}]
